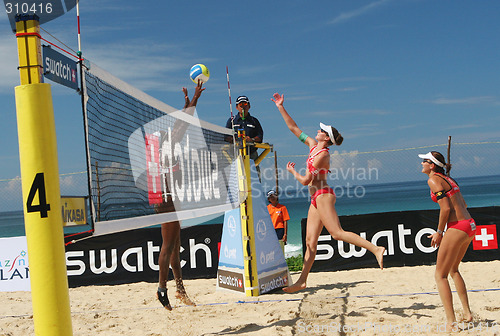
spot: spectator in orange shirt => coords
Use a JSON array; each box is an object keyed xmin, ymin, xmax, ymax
[{"xmin": 267, "ymin": 190, "xmax": 290, "ymax": 254}]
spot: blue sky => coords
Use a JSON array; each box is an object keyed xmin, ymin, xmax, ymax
[{"xmin": 1, "ymin": 0, "xmax": 499, "ymax": 183}]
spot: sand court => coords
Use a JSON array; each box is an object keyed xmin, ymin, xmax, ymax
[{"xmin": 1, "ymin": 261, "xmax": 499, "ymax": 335}]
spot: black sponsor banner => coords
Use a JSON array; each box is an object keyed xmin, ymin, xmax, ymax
[
  {"xmin": 302, "ymin": 206, "xmax": 500, "ymax": 272},
  {"xmin": 65, "ymin": 224, "xmax": 222, "ymax": 287},
  {"xmin": 42, "ymin": 45, "xmax": 79, "ymax": 90}
]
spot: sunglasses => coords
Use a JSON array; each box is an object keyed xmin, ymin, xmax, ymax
[
  {"xmin": 238, "ymin": 102, "xmax": 248, "ymax": 106},
  {"xmin": 422, "ymin": 160, "xmax": 433, "ymax": 164}
]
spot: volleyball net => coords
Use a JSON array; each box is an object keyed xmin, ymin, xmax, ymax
[{"xmin": 83, "ymin": 62, "xmax": 239, "ymax": 236}]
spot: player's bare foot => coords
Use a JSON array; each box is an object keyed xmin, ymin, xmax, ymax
[
  {"xmin": 176, "ymin": 291, "xmax": 196, "ymax": 306},
  {"xmin": 175, "ymin": 278, "xmax": 195, "ymax": 306},
  {"xmin": 460, "ymin": 312, "xmax": 473, "ymax": 323},
  {"xmin": 283, "ymin": 282, "xmax": 306, "ymax": 293},
  {"xmin": 375, "ymin": 246, "xmax": 385, "ymax": 270}
]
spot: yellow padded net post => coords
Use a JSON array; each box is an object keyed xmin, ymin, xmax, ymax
[
  {"xmin": 15, "ymin": 14, "xmax": 73, "ymax": 335},
  {"xmin": 237, "ymin": 130, "xmax": 259, "ymax": 296}
]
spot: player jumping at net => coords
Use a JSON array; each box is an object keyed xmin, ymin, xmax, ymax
[
  {"xmin": 271, "ymin": 93, "xmax": 385, "ymax": 293},
  {"xmin": 156, "ymin": 80, "xmax": 205, "ymax": 310}
]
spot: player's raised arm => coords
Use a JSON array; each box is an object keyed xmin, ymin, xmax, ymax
[{"xmin": 271, "ymin": 93, "xmax": 315, "ymax": 147}]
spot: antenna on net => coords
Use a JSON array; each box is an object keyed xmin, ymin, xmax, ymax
[{"xmin": 447, "ymin": 136, "xmax": 452, "ymax": 176}]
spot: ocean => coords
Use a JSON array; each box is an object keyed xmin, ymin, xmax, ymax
[{"xmin": 2, "ymin": 175, "xmax": 500, "ymax": 258}]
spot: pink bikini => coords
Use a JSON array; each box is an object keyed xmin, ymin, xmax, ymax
[
  {"xmin": 430, "ymin": 173, "xmax": 476, "ymax": 237},
  {"xmin": 307, "ymin": 146, "xmax": 335, "ymax": 208}
]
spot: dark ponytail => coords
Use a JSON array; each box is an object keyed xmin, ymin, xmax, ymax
[
  {"xmin": 431, "ymin": 151, "xmax": 452, "ymax": 176},
  {"xmin": 332, "ymin": 127, "xmax": 343, "ymax": 146}
]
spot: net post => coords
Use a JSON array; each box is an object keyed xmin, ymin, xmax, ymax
[
  {"xmin": 15, "ymin": 14, "xmax": 43, "ymax": 84},
  {"xmin": 14, "ymin": 15, "xmax": 73, "ymax": 336},
  {"xmin": 238, "ymin": 130, "xmax": 260, "ymax": 296},
  {"xmin": 253, "ymin": 142, "xmax": 272, "ymax": 166}
]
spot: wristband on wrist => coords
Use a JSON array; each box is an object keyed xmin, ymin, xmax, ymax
[{"xmin": 437, "ymin": 229, "xmax": 443, "ymax": 235}]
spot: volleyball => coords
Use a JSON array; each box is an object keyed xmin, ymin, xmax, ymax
[{"xmin": 190, "ymin": 64, "xmax": 210, "ymax": 83}]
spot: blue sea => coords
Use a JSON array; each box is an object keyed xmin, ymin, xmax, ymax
[{"xmin": 2, "ymin": 175, "xmax": 500, "ymax": 258}]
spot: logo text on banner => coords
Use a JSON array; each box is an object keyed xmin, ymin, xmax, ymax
[
  {"xmin": 42, "ymin": 45, "xmax": 78, "ymax": 90},
  {"xmin": 0, "ymin": 236, "xmax": 30, "ymax": 292},
  {"xmin": 61, "ymin": 196, "xmax": 87, "ymax": 226}
]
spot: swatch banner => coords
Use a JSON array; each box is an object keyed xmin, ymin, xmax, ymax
[
  {"xmin": 65, "ymin": 224, "xmax": 222, "ymax": 287},
  {"xmin": 303, "ymin": 206, "xmax": 500, "ymax": 272},
  {"xmin": 42, "ymin": 45, "xmax": 79, "ymax": 90},
  {"xmin": 217, "ymin": 205, "xmax": 290, "ymax": 295},
  {"xmin": 217, "ymin": 208, "xmax": 245, "ymax": 293}
]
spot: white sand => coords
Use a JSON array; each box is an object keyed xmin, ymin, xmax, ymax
[{"xmin": 1, "ymin": 261, "xmax": 499, "ymax": 335}]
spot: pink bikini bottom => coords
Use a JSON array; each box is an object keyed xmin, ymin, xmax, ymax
[
  {"xmin": 311, "ymin": 187, "xmax": 335, "ymax": 208},
  {"xmin": 447, "ymin": 218, "xmax": 476, "ymax": 237}
]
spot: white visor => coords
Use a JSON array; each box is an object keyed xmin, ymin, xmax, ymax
[
  {"xmin": 319, "ymin": 122, "xmax": 336, "ymax": 145},
  {"xmin": 418, "ymin": 152, "xmax": 445, "ymax": 168}
]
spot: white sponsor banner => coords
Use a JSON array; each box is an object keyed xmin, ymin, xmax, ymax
[{"xmin": 0, "ymin": 236, "xmax": 30, "ymax": 292}]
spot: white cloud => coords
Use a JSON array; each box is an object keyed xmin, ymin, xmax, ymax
[
  {"xmin": 396, "ymin": 123, "xmax": 422, "ymax": 130},
  {"xmin": 82, "ymin": 40, "xmax": 213, "ymax": 93},
  {"xmin": 0, "ymin": 14, "xmax": 209, "ymax": 94},
  {"xmin": 230, "ymin": 82, "xmax": 291, "ymax": 94},
  {"xmin": 0, "ymin": 34, "xmax": 21, "ymax": 93},
  {"xmin": 445, "ymin": 124, "xmax": 479, "ymax": 130},
  {"xmin": 329, "ymin": 0, "xmax": 392, "ymax": 25},
  {"xmin": 367, "ymin": 158, "xmax": 383, "ymax": 170},
  {"xmin": 428, "ymin": 96, "xmax": 497, "ymax": 105},
  {"xmin": 333, "ymin": 76, "xmax": 389, "ymax": 83},
  {"xmin": 60, "ymin": 175, "xmax": 77, "ymax": 187},
  {"xmin": 284, "ymin": 95, "xmax": 319, "ymax": 101},
  {"xmin": 4, "ymin": 176, "xmax": 21, "ymax": 191},
  {"xmin": 234, "ymin": 65, "xmax": 278, "ymax": 77},
  {"xmin": 312, "ymin": 109, "xmax": 391, "ymax": 117},
  {"xmin": 335, "ymin": 87, "xmax": 362, "ymax": 92},
  {"xmin": 455, "ymin": 155, "xmax": 485, "ymax": 169},
  {"xmin": 0, "ymin": 11, "xmax": 8, "ymax": 23}
]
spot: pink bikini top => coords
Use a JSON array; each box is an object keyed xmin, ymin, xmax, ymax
[
  {"xmin": 307, "ymin": 146, "xmax": 330, "ymax": 176},
  {"xmin": 430, "ymin": 173, "xmax": 460, "ymax": 203}
]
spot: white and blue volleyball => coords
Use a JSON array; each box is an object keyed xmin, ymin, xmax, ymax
[{"xmin": 189, "ymin": 64, "xmax": 210, "ymax": 83}]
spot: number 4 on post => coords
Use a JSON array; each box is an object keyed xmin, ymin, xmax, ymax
[{"xmin": 26, "ymin": 172, "xmax": 51, "ymax": 218}]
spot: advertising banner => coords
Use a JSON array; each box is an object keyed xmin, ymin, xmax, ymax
[
  {"xmin": 250, "ymin": 180, "xmax": 290, "ymax": 294},
  {"xmin": 217, "ymin": 208, "xmax": 246, "ymax": 292},
  {"xmin": 304, "ymin": 206, "xmax": 500, "ymax": 272},
  {"xmin": 217, "ymin": 162, "xmax": 290, "ymax": 295},
  {"xmin": 61, "ymin": 196, "xmax": 87, "ymax": 226},
  {"xmin": 217, "ymin": 208, "xmax": 244, "ymax": 269},
  {"xmin": 0, "ymin": 236, "xmax": 30, "ymax": 292},
  {"xmin": 216, "ymin": 208, "xmax": 247, "ymax": 293},
  {"xmin": 42, "ymin": 45, "xmax": 79, "ymax": 90},
  {"xmin": 65, "ymin": 224, "xmax": 222, "ymax": 287}
]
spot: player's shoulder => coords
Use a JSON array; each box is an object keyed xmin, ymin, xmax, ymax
[{"xmin": 427, "ymin": 176, "xmax": 444, "ymax": 190}]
